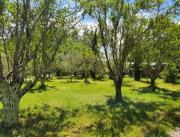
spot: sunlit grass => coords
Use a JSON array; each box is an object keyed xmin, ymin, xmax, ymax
[{"xmin": 0, "ymin": 77, "xmax": 179, "ymax": 136}]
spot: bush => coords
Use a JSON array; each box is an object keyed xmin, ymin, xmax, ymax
[{"xmin": 164, "ymin": 63, "xmax": 178, "ymax": 83}]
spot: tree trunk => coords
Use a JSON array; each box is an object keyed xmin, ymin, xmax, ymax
[
  {"xmin": 40, "ymin": 74, "xmax": 46, "ymax": 89},
  {"xmin": 90, "ymin": 61, "xmax": 97, "ymax": 79},
  {"xmin": 0, "ymin": 82, "xmax": 20, "ymax": 127},
  {"xmin": 90, "ymin": 70, "xmax": 96, "ymax": 79},
  {"xmin": 84, "ymin": 69, "xmax": 88, "ymax": 83},
  {"xmin": 114, "ymin": 78, "xmax": 123, "ymax": 102},
  {"xmin": 70, "ymin": 71, "xmax": 73, "ymax": 82},
  {"xmin": 150, "ymin": 78, "xmax": 156, "ymax": 90},
  {"xmin": 2, "ymin": 96, "xmax": 20, "ymax": 128},
  {"xmin": 40, "ymin": 79, "xmax": 46, "ymax": 89},
  {"xmin": 134, "ymin": 64, "xmax": 141, "ymax": 81}
]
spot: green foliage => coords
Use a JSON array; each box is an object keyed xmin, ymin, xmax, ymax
[
  {"xmin": 164, "ymin": 63, "xmax": 179, "ymax": 83},
  {"xmin": 57, "ymin": 37, "xmax": 95, "ymax": 77},
  {"xmin": 0, "ymin": 0, "xmax": 5, "ymax": 14}
]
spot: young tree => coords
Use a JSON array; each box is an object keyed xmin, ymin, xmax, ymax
[
  {"xmin": 80, "ymin": 43, "xmax": 94, "ymax": 83},
  {"xmin": 83, "ymin": 29, "xmax": 100, "ymax": 79},
  {"xmin": 128, "ymin": 44, "xmax": 144, "ymax": 81},
  {"xmin": 133, "ymin": 47, "xmax": 143, "ymax": 81},
  {"xmin": 164, "ymin": 63, "xmax": 178, "ymax": 83}
]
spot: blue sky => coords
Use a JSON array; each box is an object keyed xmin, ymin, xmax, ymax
[{"xmin": 79, "ymin": 0, "xmax": 180, "ymax": 28}]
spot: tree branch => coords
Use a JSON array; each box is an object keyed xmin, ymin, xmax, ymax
[
  {"xmin": 19, "ymin": 77, "xmax": 38, "ymax": 98},
  {"xmin": 0, "ymin": 54, "xmax": 4, "ymax": 81}
]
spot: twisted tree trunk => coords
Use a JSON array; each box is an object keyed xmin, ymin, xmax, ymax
[{"xmin": 0, "ymin": 82, "xmax": 20, "ymax": 127}]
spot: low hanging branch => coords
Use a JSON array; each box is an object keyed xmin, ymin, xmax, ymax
[{"xmin": 19, "ymin": 76, "xmax": 39, "ymax": 98}]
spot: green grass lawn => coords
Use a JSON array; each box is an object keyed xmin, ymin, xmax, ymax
[{"xmin": 0, "ymin": 77, "xmax": 180, "ymax": 137}]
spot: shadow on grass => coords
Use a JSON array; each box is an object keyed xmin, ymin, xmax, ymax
[
  {"xmin": 0, "ymin": 104, "xmax": 77, "ymax": 137},
  {"xmin": 122, "ymin": 82, "xmax": 136, "ymax": 88},
  {"xmin": 91, "ymin": 78, "xmax": 107, "ymax": 81},
  {"xmin": 29, "ymin": 85, "xmax": 56, "ymax": 94},
  {"xmin": 140, "ymin": 79, "xmax": 150, "ymax": 84},
  {"xmin": 59, "ymin": 80, "xmax": 81, "ymax": 84},
  {"xmin": 0, "ymin": 97, "xmax": 179, "ymax": 136},
  {"xmin": 137, "ymin": 87, "xmax": 180, "ymax": 101},
  {"xmin": 85, "ymin": 96, "xmax": 179, "ymax": 137},
  {"xmin": 85, "ymin": 97, "xmax": 167, "ymax": 136}
]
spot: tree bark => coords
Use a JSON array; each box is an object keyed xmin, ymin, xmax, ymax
[
  {"xmin": 150, "ymin": 78, "xmax": 156, "ymax": 90},
  {"xmin": 0, "ymin": 54, "xmax": 3, "ymax": 81},
  {"xmin": 40, "ymin": 78, "xmax": 46, "ymax": 89},
  {"xmin": 40, "ymin": 74, "xmax": 46, "ymax": 89},
  {"xmin": 134, "ymin": 63, "xmax": 141, "ymax": 81},
  {"xmin": 114, "ymin": 78, "xmax": 123, "ymax": 102},
  {"xmin": 84, "ymin": 69, "xmax": 88, "ymax": 83},
  {"xmin": 2, "ymin": 96, "xmax": 20, "ymax": 128},
  {"xmin": 0, "ymin": 82, "xmax": 20, "ymax": 127}
]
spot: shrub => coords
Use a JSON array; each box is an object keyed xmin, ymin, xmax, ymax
[{"xmin": 164, "ymin": 63, "xmax": 178, "ymax": 83}]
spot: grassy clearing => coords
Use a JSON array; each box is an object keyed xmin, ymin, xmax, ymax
[{"xmin": 0, "ymin": 77, "xmax": 180, "ymax": 137}]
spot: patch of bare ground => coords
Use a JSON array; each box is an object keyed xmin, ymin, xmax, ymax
[{"xmin": 168, "ymin": 127, "xmax": 180, "ymax": 137}]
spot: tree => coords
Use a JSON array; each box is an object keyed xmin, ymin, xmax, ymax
[
  {"xmin": 78, "ymin": 0, "xmax": 180, "ymax": 102},
  {"xmin": 129, "ymin": 44, "xmax": 144, "ymax": 81},
  {"xmin": 82, "ymin": 28, "xmax": 99, "ymax": 79},
  {"xmin": 164, "ymin": 22, "xmax": 180, "ymax": 83},
  {"xmin": 58, "ymin": 37, "xmax": 94, "ymax": 83},
  {"xmin": 164, "ymin": 63, "xmax": 178, "ymax": 83},
  {"xmin": 0, "ymin": 0, "xmax": 82, "ymax": 127},
  {"xmin": 142, "ymin": 17, "xmax": 180, "ymax": 89},
  {"xmin": 58, "ymin": 39, "xmax": 82, "ymax": 82},
  {"xmin": 0, "ymin": 0, "xmax": 56, "ymax": 127},
  {"xmin": 38, "ymin": 0, "xmax": 82, "ymax": 88},
  {"xmin": 80, "ymin": 43, "xmax": 94, "ymax": 83}
]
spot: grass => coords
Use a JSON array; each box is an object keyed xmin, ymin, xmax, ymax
[{"xmin": 0, "ymin": 77, "xmax": 180, "ymax": 137}]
